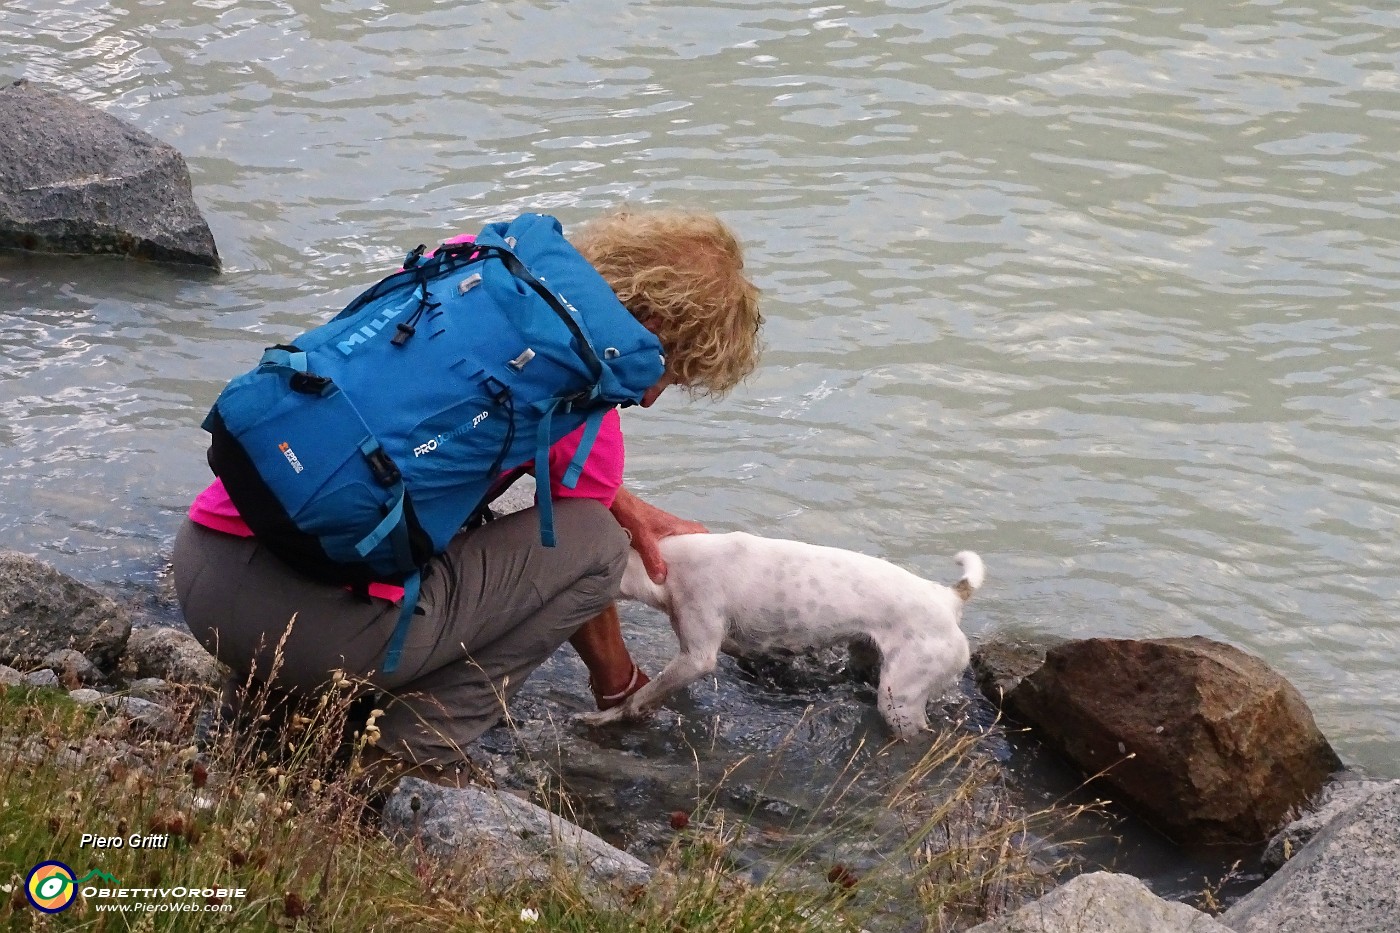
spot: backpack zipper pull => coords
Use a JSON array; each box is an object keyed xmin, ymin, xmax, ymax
[{"xmin": 393, "ymin": 279, "xmax": 441, "ymax": 346}]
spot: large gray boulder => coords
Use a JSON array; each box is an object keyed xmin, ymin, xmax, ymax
[
  {"xmin": 1260, "ymin": 777, "xmax": 1400, "ymax": 874},
  {"xmin": 381, "ymin": 777, "xmax": 651, "ymax": 903},
  {"xmin": 1001, "ymin": 637, "xmax": 1340, "ymax": 844},
  {"xmin": 120, "ymin": 625, "xmax": 228, "ymax": 690},
  {"xmin": 0, "ymin": 550, "xmax": 132, "ymax": 672},
  {"xmin": 965, "ymin": 871, "xmax": 1231, "ymax": 933},
  {"xmin": 1225, "ymin": 781, "xmax": 1400, "ymax": 933},
  {"xmin": 0, "ymin": 79, "xmax": 219, "ymax": 268}
]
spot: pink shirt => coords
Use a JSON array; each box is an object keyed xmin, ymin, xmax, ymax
[
  {"xmin": 190, "ymin": 232, "xmax": 627, "ymax": 600},
  {"xmin": 190, "ymin": 410, "xmax": 624, "ymax": 601}
]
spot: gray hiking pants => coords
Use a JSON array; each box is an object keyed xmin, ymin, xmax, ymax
[{"xmin": 172, "ymin": 499, "xmax": 627, "ymax": 765}]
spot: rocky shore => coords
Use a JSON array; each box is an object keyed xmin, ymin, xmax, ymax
[{"xmin": 2, "ymin": 544, "xmax": 1396, "ymax": 930}]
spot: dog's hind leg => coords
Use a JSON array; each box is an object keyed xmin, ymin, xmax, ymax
[
  {"xmin": 877, "ymin": 687, "xmax": 932, "ymax": 742},
  {"xmin": 876, "ymin": 639, "xmax": 970, "ymax": 741},
  {"xmin": 874, "ymin": 644, "xmax": 943, "ymax": 741}
]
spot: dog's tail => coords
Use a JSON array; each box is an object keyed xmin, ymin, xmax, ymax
[{"xmin": 952, "ymin": 551, "xmax": 985, "ymax": 602}]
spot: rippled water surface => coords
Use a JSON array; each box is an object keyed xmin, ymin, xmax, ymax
[{"xmin": 3, "ymin": 0, "xmax": 1397, "ymax": 798}]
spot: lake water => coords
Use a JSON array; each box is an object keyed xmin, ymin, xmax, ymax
[{"xmin": 2, "ymin": 0, "xmax": 1396, "ymax": 800}]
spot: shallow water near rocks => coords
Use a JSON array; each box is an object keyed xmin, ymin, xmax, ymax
[
  {"xmin": 3, "ymin": 0, "xmax": 1396, "ymax": 916},
  {"xmin": 499, "ymin": 600, "xmax": 1262, "ymax": 919}
]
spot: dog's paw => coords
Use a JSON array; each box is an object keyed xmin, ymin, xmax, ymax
[{"xmin": 575, "ymin": 708, "xmax": 625, "ymax": 728}]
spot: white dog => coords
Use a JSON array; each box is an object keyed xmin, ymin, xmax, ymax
[{"xmin": 578, "ymin": 533, "xmax": 984, "ymax": 740}]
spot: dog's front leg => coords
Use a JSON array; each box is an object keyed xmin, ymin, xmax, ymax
[{"xmin": 577, "ymin": 607, "xmax": 724, "ymax": 727}]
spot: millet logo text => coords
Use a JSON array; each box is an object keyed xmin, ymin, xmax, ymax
[{"xmin": 336, "ymin": 303, "xmax": 406, "ymax": 355}]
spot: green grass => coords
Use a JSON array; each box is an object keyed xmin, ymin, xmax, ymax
[{"xmin": 0, "ymin": 675, "xmax": 1089, "ymax": 932}]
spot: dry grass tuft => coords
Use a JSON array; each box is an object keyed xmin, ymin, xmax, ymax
[{"xmin": 0, "ymin": 666, "xmax": 1093, "ymax": 932}]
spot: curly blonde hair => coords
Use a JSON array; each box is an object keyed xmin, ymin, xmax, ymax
[{"xmin": 571, "ymin": 208, "xmax": 762, "ymax": 397}]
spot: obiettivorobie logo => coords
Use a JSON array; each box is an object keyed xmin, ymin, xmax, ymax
[
  {"xmin": 21, "ymin": 860, "xmax": 248, "ymax": 914},
  {"xmin": 25, "ymin": 862, "xmax": 120, "ymax": 913}
]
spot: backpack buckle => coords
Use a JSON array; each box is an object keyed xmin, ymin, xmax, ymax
[
  {"xmin": 365, "ymin": 448, "xmax": 401, "ymax": 487},
  {"xmin": 289, "ymin": 372, "xmax": 332, "ymax": 395},
  {"xmin": 402, "ymin": 244, "xmax": 427, "ymax": 269}
]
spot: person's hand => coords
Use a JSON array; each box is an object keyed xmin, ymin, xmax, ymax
[{"xmin": 609, "ymin": 486, "xmax": 707, "ymax": 583}]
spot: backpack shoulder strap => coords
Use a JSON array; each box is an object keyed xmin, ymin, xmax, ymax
[{"xmin": 530, "ymin": 401, "xmax": 610, "ymax": 547}]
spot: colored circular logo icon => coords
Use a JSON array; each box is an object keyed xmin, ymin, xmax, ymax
[{"xmin": 26, "ymin": 861, "xmax": 77, "ymax": 913}]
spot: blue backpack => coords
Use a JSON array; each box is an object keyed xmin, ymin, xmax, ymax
[{"xmin": 203, "ymin": 213, "xmax": 664, "ymax": 671}]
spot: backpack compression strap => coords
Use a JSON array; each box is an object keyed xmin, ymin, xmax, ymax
[
  {"xmin": 351, "ymin": 441, "xmax": 422, "ymax": 675},
  {"xmin": 259, "ymin": 345, "xmax": 309, "ymax": 376},
  {"xmin": 382, "ymin": 572, "xmax": 420, "ymax": 675}
]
